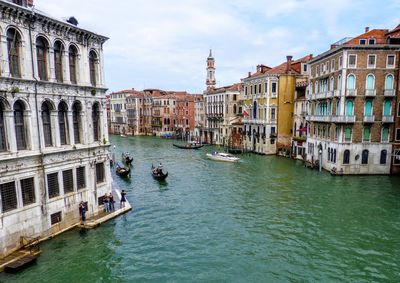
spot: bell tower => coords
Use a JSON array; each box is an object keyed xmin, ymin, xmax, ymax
[{"xmin": 206, "ymin": 49, "xmax": 216, "ymax": 90}]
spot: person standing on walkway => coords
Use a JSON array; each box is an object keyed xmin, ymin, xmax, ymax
[
  {"xmin": 120, "ymin": 190, "xmax": 126, "ymax": 208},
  {"xmin": 79, "ymin": 201, "xmax": 86, "ymax": 224},
  {"xmin": 104, "ymin": 193, "xmax": 110, "ymax": 213},
  {"xmin": 109, "ymin": 192, "xmax": 115, "ymax": 211}
]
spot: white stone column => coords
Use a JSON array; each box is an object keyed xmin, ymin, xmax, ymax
[
  {"xmin": 48, "ymin": 47, "xmax": 56, "ymax": 82},
  {"xmin": 0, "ymin": 35, "xmax": 10, "ymax": 77},
  {"xmin": 63, "ymin": 50, "xmax": 71, "ymax": 84},
  {"xmin": 51, "ymin": 111, "xmax": 60, "ymax": 147},
  {"xmin": 80, "ymin": 111, "xmax": 87, "ymax": 144},
  {"xmin": 67, "ymin": 111, "xmax": 74, "ymax": 145},
  {"xmin": 4, "ymin": 110, "xmax": 16, "ymax": 152}
]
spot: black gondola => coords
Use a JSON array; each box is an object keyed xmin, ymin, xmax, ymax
[
  {"xmin": 116, "ymin": 164, "xmax": 130, "ymax": 177},
  {"xmin": 173, "ymin": 143, "xmax": 204, "ymax": 149},
  {"xmin": 122, "ymin": 152, "xmax": 133, "ymax": 165},
  {"xmin": 151, "ymin": 165, "xmax": 168, "ymax": 180}
]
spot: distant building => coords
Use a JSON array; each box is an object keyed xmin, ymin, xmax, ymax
[
  {"xmin": 306, "ymin": 26, "xmax": 399, "ymax": 174},
  {"xmin": 0, "ymin": 0, "xmax": 111, "ymax": 257}
]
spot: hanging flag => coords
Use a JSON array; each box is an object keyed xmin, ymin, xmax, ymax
[{"xmin": 243, "ymin": 110, "xmax": 249, "ymax": 117}]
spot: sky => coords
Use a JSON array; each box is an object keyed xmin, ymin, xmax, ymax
[{"xmin": 35, "ymin": 0, "xmax": 400, "ymax": 94}]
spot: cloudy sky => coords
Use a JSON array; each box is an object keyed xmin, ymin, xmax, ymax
[{"xmin": 35, "ymin": 0, "xmax": 400, "ymax": 93}]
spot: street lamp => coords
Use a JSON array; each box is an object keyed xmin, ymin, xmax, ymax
[{"xmin": 319, "ymin": 148, "xmax": 322, "ymax": 172}]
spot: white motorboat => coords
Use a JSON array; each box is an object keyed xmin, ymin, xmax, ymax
[{"xmin": 206, "ymin": 152, "xmax": 240, "ymax": 162}]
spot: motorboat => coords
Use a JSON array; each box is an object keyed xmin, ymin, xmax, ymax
[
  {"xmin": 206, "ymin": 152, "xmax": 240, "ymax": 162},
  {"xmin": 151, "ymin": 164, "xmax": 168, "ymax": 180}
]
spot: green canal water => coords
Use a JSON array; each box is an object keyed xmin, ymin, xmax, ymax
[{"xmin": 1, "ymin": 136, "xmax": 400, "ymax": 282}]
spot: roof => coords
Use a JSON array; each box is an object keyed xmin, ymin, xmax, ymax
[
  {"xmin": 207, "ymin": 83, "xmax": 243, "ymax": 94},
  {"xmin": 344, "ymin": 29, "xmax": 388, "ymax": 45}
]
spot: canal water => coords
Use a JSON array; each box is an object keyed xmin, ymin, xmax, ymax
[{"xmin": 1, "ymin": 136, "xmax": 400, "ymax": 282}]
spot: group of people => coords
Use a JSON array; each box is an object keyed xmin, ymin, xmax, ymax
[
  {"xmin": 103, "ymin": 192, "xmax": 115, "ymax": 213},
  {"xmin": 152, "ymin": 163, "xmax": 163, "ymax": 175}
]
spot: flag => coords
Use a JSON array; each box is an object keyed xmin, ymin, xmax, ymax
[{"xmin": 243, "ymin": 110, "xmax": 249, "ymax": 117}]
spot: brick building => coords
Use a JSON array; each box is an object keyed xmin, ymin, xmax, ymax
[{"xmin": 306, "ymin": 26, "xmax": 399, "ymax": 174}]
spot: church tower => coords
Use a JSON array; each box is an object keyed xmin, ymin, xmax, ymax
[{"xmin": 206, "ymin": 49, "xmax": 216, "ymax": 90}]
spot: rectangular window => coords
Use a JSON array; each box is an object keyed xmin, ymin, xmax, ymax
[
  {"xmin": 359, "ymin": 39, "xmax": 366, "ymax": 45},
  {"xmin": 271, "ymin": 108, "xmax": 276, "ymax": 120},
  {"xmin": 271, "ymin": 126, "xmax": 276, "ymax": 134},
  {"xmin": 396, "ymin": 128, "xmax": 400, "ymax": 141},
  {"xmin": 363, "ymin": 127, "xmax": 371, "ymax": 142},
  {"xmin": 368, "ymin": 38, "xmax": 375, "ymax": 45},
  {"xmin": 345, "ymin": 127, "xmax": 352, "ymax": 142},
  {"xmin": 96, "ymin": 162, "xmax": 105, "ymax": 183},
  {"xmin": 316, "ymin": 66, "xmax": 319, "ymax": 76},
  {"xmin": 339, "ymin": 56, "xmax": 343, "ymax": 68},
  {"xmin": 394, "ymin": 149, "xmax": 400, "ymax": 165},
  {"xmin": 331, "ymin": 59, "xmax": 335, "ymax": 71},
  {"xmin": 77, "ymin": 167, "xmax": 86, "ymax": 190},
  {"xmin": 0, "ymin": 181, "xmax": 17, "ymax": 213},
  {"xmin": 387, "ymin": 55, "xmax": 395, "ymax": 68},
  {"xmin": 271, "ymin": 82, "xmax": 277, "ymax": 96},
  {"xmin": 47, "ymin": 172, "xmax": 59, "ymax": 199},
  {"xmin": 348, "ymin": 55, "xmax": 356, "ymax": 68},
  {"xmin": 20, "ymin": 177, "xmax": 35, "ymax": 206},
  {"xmin": 303, "ymin": 64, "xmax": 307, "ymax": 72},
  {"xmin": 50, "ymin": 211, "xmax": 62, "ymax": 225},
  {"xmin": 62, "ymin": 169, "xmax": 74, "ymax": 194},
  {"xmin": 367, "ymin": 55, "xmax": 376, "ymax": 68}
]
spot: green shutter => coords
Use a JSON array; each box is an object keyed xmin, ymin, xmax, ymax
[
  {"xmin": 364, "ymin": 100, "xmax": 372, "ymax": 116},
  {"xmin": 385, "ymin": 75, "xmax": 394, "ymax": 90},
  {"xmin": 345, "ymin": 127, "xmax": 352, "ymax": 141},
  {"xmin": 346, "ymin": 100, "xmax": 353, "ymax": 116},
  {"xmin": 363, "ymin": 127, "xmax": 370, "ymax": 141},
  {"xmin": 366, "ymin": 75, "xmax": 374, "ymax": 89},
  {"xmin": 383, "ymin": 100, "xmax": 391, "ymax": 116},
  {"xmin": 382, "ymin": 127, "xmax": 389, "ymax": 141}
]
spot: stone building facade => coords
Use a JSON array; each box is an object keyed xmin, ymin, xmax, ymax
[
  {"xmin": 306, "ymin": 27, "xmax": 398, "ymax": 174},
  {"xmin": 0, "ymin": 0, "xmax": 111, "ymax": 257}
]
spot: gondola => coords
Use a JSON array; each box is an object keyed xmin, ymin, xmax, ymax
[
  {"xmin": 173, "ymin": 143, "xmax": 204, "ymax": 149},
  {"xmin": 151, "ymin": 165, "xmax": 168, "ymax": 180},
  {"xmin": 116, "ymin": 164, "xmax": 130, "ymax": 177},
  {"xmin": 122, "ymin": 152, "xmax": 133, "ymax": 165}
]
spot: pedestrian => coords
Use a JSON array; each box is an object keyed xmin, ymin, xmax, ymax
[
  {"xmin": 79, "ymin": 201, "xmax": 86, "ymax": 224},
  {"xmin": 120, "ymin": 190, "xmax": 126, "ymax": 208},
  {"xmin": 109, "ymin": 192, "xmax": 115, "ymax": 211},
  {"xmin": 104, "ymin": 193, "xmax": 110, "ymax": 213}
]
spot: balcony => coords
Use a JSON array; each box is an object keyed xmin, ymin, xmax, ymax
[
  {"xmin": 382, "ymin": 115, "xmax": 394, "ymax": 123},
  {"xmin": 345, "ymin": 89, "xmax": 357, "ymax": 97},
  {"xmin": 333, "ymin": 90, "xmax": 341, "ymax": 97},
  {"xmin": 326, "ymin": 90, "xmax": 334, "ymax": 98},
  {"xmin": 364, "ymin": 89, "xmax": 376, "ymax": 97},
  {"xmin": 315, "ymin": 92, "xmax": 327, "ymax": 100},
  {"xmin": 331, "ymin": 115, "xmax": 356, "ymax": 123},
  {"xmin": 363, "ymin": 115, "xmax": 375, "ymax": 123},
  {"xmin": 384, "ymin": 89, "xmax": 395, "ymax": 97},
  {"xmin": 307, "ymin": 115, "xmax": 331, "ymax": 122}
]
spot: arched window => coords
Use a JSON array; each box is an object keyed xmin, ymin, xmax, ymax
[
  {"xmin": 382, "ymin": 127, "xmax": 389, "ymax": 142},
  {"xmin": 330, "ymin": 77, "xmax": 334, "ymax": 91},
  {"xmin": 345, "ymin": 100, "xmax": 353, "ymax": 116},
  {"xmin": 14, "ymin": 100, "xmax": 26, "ymax": 150},
  {"xmin": 364, "ymin": 100, "xmax": 373, "ymax": 116},
  {"xmin": 253, "ymin": 101, "xmax": 257, "ymax": 119},
  {"xmin": 345, "ymin": 127, "xmax": 352, "ymax": 142},
  {"xmin": 0, "ymin": 102, "xmax": 6, "ymax": 151},
  {"xmin": 343, "ymin": 149, "xmax": 350, "ymax": 164},
  {"xmin": 233, "ymin": 104, "xmax": 237, "ymax": 114},
  {"xmin": 347, "ymin": 74, "xmax": 355, "ymax": 89},
  {"xmin": 363, "ymin": 127, "xmax": 371, "ymax": 142},
  {"xmin": 92, "ymin": 103, "xmax": 100, "ymax": 141},
  {"xmin": 7, "ymin": 28, "xmax": 21, "ymax": 78},
  {"xmin": 366, "ymin": 74, "xmax": 375, "ymax": 89},
  {"xmin": 362, "ymin": 149, "xmax": 369, "ymax": 164},
  {"xmin": 383, "ymin": 100, "xmax": 391, "ymax": 116},
  {"xmin": 385, "ymin": 74, "xmax": 394, "ymax": 90},
  {"xmin": 54, "ymin": 41, "xmax": 63, "ymax": 82},
  {"xmin": 89, "ymin": 50, "xmax": 97, "ymax": 86},
  {"xmin": 58, "ymin": 102, "xmax": 69, "ymax": 145},
  {"xmin": 41, "ymin": 101, "xmax": 52, "ymax": 146},
  {"xmin": 69, "ymin": 46, "xmax": 78, "ymax": 84},
  {"xmin": 72, "ymin": 102, "xmax": 81, "ymax": 144},
  {"xmin": 380, "ymin": 150, "xmax": 387, "ymax": 165},
  {"xmin": 36, "ymin": 37, "xmax": 48, "ymax": 81}
]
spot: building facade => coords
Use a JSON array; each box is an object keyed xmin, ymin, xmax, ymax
[
  {"xmin": 110, "ymin": 90, "xmax": 129, "ymax": 135},
  {"xmin": 306, "ymin": 27, "xmax": 398, "ymax": 174},
  {"xmin": 0, "ymin": 0, "xmax": 111, "ymax": 257}
]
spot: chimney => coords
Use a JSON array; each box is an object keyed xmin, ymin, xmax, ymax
[
  {"xmin": 286, "ymin": 55, "xmax": 293, "ymax": 74},
  {"xmin": 27, "ymin": 0, "xmax": 33, "ymax": 6},
  {"xmin": 365, "ymin": 27, "xmax": 369, "ymax": 33},
  {"xmin": 257, "ymin": 65, "xmax": 261, "ymax": 73},
  {"xmin": 248, "ymin": 71, "xmax": 251, "ymax": 77}
]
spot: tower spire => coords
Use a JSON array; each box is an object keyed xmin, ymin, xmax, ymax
[{"xmin": 206, "ymin": 49, "xmax": 216, "ymax": 91}]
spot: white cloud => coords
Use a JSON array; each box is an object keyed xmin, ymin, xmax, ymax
[{"xmin": 34, "ymin": 0, "xmax": 400, "ymax": 93}]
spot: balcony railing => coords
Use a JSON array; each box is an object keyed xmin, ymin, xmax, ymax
[
  {"xmin": 365, "ymin": 89, "xmax": 376, "ymax": 97},
  {"xmin": 315, "ymin": 92, "xmax": 327, "ymax": 100},
  {"xmin": 345, "ymin": 89, "xmax": 357, "ymax": 97},
  {"xmin": 382, "ymin": 115, "xmax": 394, "ymax": 123},
  {"xmin": 331, "ymin": 115, "xmax": 356, "ymax": 123},
  {"xmin": 384, "ymin": 89, "xmax": 395, "ymax": 97},
  {"xmin": 363, "ymin": 115, "xmax": 375, "ymax": 123},
  {"xmin": 327, "ymin": 90, "xmax": 334, "ymax": 97},
  {"xmin": 307, "ymin": 115, "xmax": 331, "ymax": 122},
  {"xmin": 334, "ymin": 90, "xmax": 341, "ymax": 97}
]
